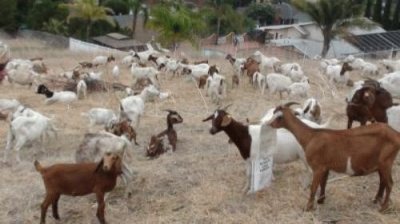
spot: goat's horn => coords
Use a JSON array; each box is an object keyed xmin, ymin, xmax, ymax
[
  {"xmin": 222, "ymin": 104, "xmax": 233, "ymax": 111},
  {"xmin": 283, "ymin": 102, "xmax": 300, "ymax": 108}
]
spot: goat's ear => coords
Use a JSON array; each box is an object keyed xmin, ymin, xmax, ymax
[
  {"xmin": 221, "ymin": 115, "xmax": 232, "ymax": 127},
  {"xmin": 202, "ymin": 114, "xmax": 213, "ymax": 122},
  {"xmin": 95, "ymin": 159, "xmax": 104, "ymax": 173}
]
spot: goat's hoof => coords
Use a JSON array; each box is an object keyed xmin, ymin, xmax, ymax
[
  {"xmin": 379, "ymin": 203, "xmax": 390, "ymax": 213},
  {"xmin": 317, "ymin": 196, "xmax": 325, "ymax": 204},
  {"xmin": 304, "ymin": 203, "xmax": 315, "ymax": 212}
]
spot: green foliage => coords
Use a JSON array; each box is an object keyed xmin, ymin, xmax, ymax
[
  {"xmin": 293, "ymin": 0, "xmax": 374, "ymax": 57},
  {"xmin": 0, "ymin": 0, "xmax": 17, "ymax": 32},
  {"xmin": 42, "ymin": 19, "xmax": 68, "ymax": 35},
  {"xmin": 245, "ymin": 3, "xmax": 276, "ymax": 26},
  {"xmin": 103, "ymin": 0, "xmax": 129, "ymax": 15},
  {"xmin": 394, "ymin": 0, "xmax": 400, "ymax": 29},
  {"xmin": 148, "ymin": 3, "xmax": 205, "ymax": 50},
  {"xmin": 60, "ymin": 0, "xmax": 115, "ymax": 40},
  {"xmin": 27, "ymin": 0, "xmax": 68, "ymax": 30}
]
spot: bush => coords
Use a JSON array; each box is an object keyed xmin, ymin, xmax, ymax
[
  {"xmin": 27, "ymin": 0, "xmax": 68, "ymax": 30},
  {"xmin": 0, "ymin": 0, "xmax": 18, "ymax": 32},
  {"xmin": 245, "ymin": 3, "xmax": 275, "ymax": 26}
]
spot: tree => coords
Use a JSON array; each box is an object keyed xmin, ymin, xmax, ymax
[
  {"xmin": 27, "ymin": 0, "xmax": 67, "ymax": 30},
  {"xmin": 60, "ymin": 0, "xmax": 115, "ymax": 40},
  {"xmin": 43, "ymin": 19, "xmax": 68, "ymax": 35},
  {"xmin": 126, "ymin": 0, "xmax": 149, "ymax": 38},
  {"xmin": 364, "ymin": 0, "xmax": 374, "ymax": 18},
  {"xmin": 394, "ymin": 0, "xmax": 400, "ymax": 29},
  {"xmin": 0, "ymin": 0, "xmax": 17, "ymax": 32},
  {"xmin": 373, "ymin": 0, "xmax": 383, "ymax": 22},
  {"xmin": 147, "ymin": 3, "xmax": 205, "ymax": 51},
  {"xmin": 245, "ymin": 2, "xmax": 275, "ymax": 26},
  {"xmin": 103, "ymin": 0, "xmax": 129, "ymax": 15},
  {"xmin": 293, "ymin": 0, "xmax": 374, "ymax": 58},
  {"xmin": 382, "ymin": 0, "xmax": 392, "ymax": 28}
]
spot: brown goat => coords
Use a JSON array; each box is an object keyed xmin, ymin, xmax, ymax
[
  {"xmin": 347, "ymin": 80, "xmax": 393, "ymax": 128},
  {"xmin": 232, "ymin": 74, "xmax": 239, "ymax": 88},
  {"xmin": 146, "ymin": 110, "xmax": 183, "ymax": 157},
  {"xmin": 194, "ymin": 59, "xmax": 208, "ymax": 65},
  {"xmin": 35, "ymin": 152, "xmax": 122, "ymax": 224},
  {"xmin": 79, "ymin": 61, "xmax": 93, "ymax": 69},
  {"xmin": 268, "ymin": 102, "xmax": 400, "ymax": 212},
  {"xmin": 225, "ymin": 54, "xmax": 236, "ymax": 65},
  {"xmin": 198, "ymin": 75, "xmax": 208, "ymax": 89},
  {"xmin": 340, "ymin": 62, "xmax": 353, "ymax": 75},
  {"xmin": 242, "ymin": 57, "xmax": 260, "ymax": 84},
  {"xmin": 106, "ymin": 119, "xmax": 139, "ymax": 145}
]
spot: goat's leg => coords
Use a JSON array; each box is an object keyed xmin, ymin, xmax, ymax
[
  {"xmin": 306, "ymin": 170, "xmax": 323, "ymax": 211},
  {"xmin": 374, "ymin": 170, "xmax": 385, "ymax": 204},
  {"xmin": 14, "ymin": 137, "xmax": 26, "ymax": 163},
  {"xmin": 243, "ymin": 159, "xmax": 251, "ymax": 194},
  {"xmin": 380, "ymin": 168, "xmax": 393, "ymax": 212},
  {"xmin": 4, "ymin": 130, "xmax": 14, "ymax": 162},
  {"xmin": 347, "ymin": 119, "xmax": 353, "ymax": 129},
  {"xmin": 317, "ymin": 170, "xmax": 329, "ymax": 204},
  {"xmin": 51, "ymin": 194, "xmax": 60, "ymax": 220},
  {"xmin": 40, "ymin": 193, "xmax": 55, "ymax": 224},
  {"xmin": 95, "ymin": 191, "xmax": 106, "ymax": 224}
]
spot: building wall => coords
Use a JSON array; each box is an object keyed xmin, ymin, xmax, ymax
[{"xmin": 302, "ymin": 24, "xmax": 323, "ymax": 41}]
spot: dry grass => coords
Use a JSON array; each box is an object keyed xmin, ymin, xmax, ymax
[{"xmin": 0, "ymin": 38, "xmax": 400, "ymax": 224}]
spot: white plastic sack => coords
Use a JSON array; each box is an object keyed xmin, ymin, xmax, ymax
[{"xmin": 248, "ymin": 124, "xmax": 277, "ymax": 193}]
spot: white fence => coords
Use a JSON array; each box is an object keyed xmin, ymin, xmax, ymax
[{"xmin": 69, "ymin": 38, "xmax": 126, "ymax": 56}]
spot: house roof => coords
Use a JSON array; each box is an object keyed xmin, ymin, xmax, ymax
[
  {"xmin": 257, "ymin": 22, "xmax": 314, "ymax": 31},
  {"xmin": 346, "ymin": 30, "xmax": 400, "ymax": 52},
  {"xmin": 270, "ymin": 38, "xmax": 361, "ymax": 58},
  {"xmin": 92, "ymin": 33, "xmax": 145, "ymax": 50}
]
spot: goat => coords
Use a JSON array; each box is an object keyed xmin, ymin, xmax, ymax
[
  {"xmin": 5, "ymin": 110, "xmax": 56, "ymax": 162},
  {"xmin": 266, "ymin": 73, "xmax": 292, "ymax": 99},
  {"xmin": 76, "ymin": 79, "xmax": 87, "ymax": 99},
  {"xmin": 252, "ymin": 71, "xmax": 266, "ymax": 94},
  {"xmin": 252, "ymin": 51, "xmax": 280, "ymax": 74},
  {"xmin": 79, "ymin": 61, "xmax": 93, "ymax": 69},
  {"xmin": 203, "ymin": 105, "xmax": 331, "ymax": 193},
  {"xmin": 35, "ymin": 150, "xmax": 122, "ymax": 224},
  {"xmin": 294, "ymin": 98, "xmax": 322, "ymax": 124},
  {"xmin": 346, "ymin": 80, "xmax": 393, "ymax": 128},
  {"xmin": 381, "ymin": 59, "xmax": 400, "ymax": 72},
  {"xmin": 0, "ymin": 99, "xmax": 21, "ymax": 112},
  {"xmin": 131, "ymin": 63, "xmax": 160, "ymax": 88},
  {"xmin": 5, "ymin": 59, "xmax": 40, "ymax": 86},
  {"xmin": 241, "ymin": 57, "xmax": 260, "ymax": 84},
  {"xmin": 378, "ymin": 71, "xmax": 400, "ymax": 98},
  {"xmin": 206, "ymin": 72, "xmax": 226, "ymax": 104},
  {"xmin": 225, "ymin": 54, "xmax": 246, "ymax": 76},
  {"xmin": 289, "ymin": 77, "xmax": 310, "ymax": 99},
  {"xmin": 92, "ymin": 55, "xmax": 115, "ymax": 67},
  {"xmin": 120, "ymin": 85, "xmax": 160, "ymax": 128},
  {"xmin": 146, "ymin": 110, "xmax": 183, "ymax": 157},
  {"xmin": 81, "ymin": 108, "xmax": 118, "ymax": 130},
  {"xmin": 37, "ymin": 84, "xmax": 77, "ymax": 109},
  {"xmin": 112, "ymin": 65, "xmax": 120, "ymax": 81},
  {"xmin": 267, "ymin": 102, "xmax": 400, "ymax": 212},
  {"xmin": 326, "ymin": 62, "xmax": 353, "ymax": 85},
  {"xmin": 106, "ymin": 119, "xmax": 139, "ymax": 145}
]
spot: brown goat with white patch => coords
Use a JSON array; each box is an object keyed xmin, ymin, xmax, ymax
[
  {"xmin": 146, "ymin": 110, "xmax": 183, "ymax": 157},
  {"xmin": 35, "ymin": 151, "xmax": 122, "ymax": 224},
  {"xmin": 268, "ymin": 102, "xmax": 400, "ymax": 212},
  {"xmin": 241, "ymin": 57, "xmax": 259, "ymax": 84}
]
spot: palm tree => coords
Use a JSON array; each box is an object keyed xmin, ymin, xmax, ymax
[
  {"xmin": 126, "ymin": 0, "xmax": 149, "ymax": 38},
  {"xmin": 147, "ymin": 3, "xmax": 205, "ymax": 51},
  {"xmin": 204, "ymin": 0, "xmax": 236, "ymax": 45},
  {"xmin": 293, "ymin": 0, "xmax": 374, "ymax": 58},
  {"xmin": 61, "ymin": 0, "xmax": 115, "ymax": 40}
]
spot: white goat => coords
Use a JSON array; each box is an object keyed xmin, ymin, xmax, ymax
[
  {"xmin": 36, "ymin": 84, "xmax": 77, "ymax": 109},
  {"xmin": 0, "ymin": 99, "xmax": 21, "ymax": 112},
  {"xmin": 253, "ymin": 51, "xmax": 280, "ymax": 74},
  {"xmin": 6, "ymin": 59, "xmax": 40, "ymax": 86},
  {"xmin": 120, "ymin": 85, "xmax": 160, "ymax": 128},
  {"xmin": 92, "ymin": 55, "xmax": 115, "ymax": 67},
  {"xmin": 252, "ymin": 71, "xmax": 266, "ymax": 94},
  {"xmin": 289, "ymin": 77, "xmax": 310, "ymax": 98},
  {"xmin": 266, "ymin": 73, "xmax": 292, "ymax": 98},
  {"xmin": 81, "ymin": 108, "xmax": 117, "ymax": 130},
  {"xmin": 378, "ymin": 71, "xmax": 400, "ymax": 98},
  {"xmin": 4, "ymin": 110, "xmax": 56, "ymax": 162},
  {"xmin": 381, "ymin": 59, "xmax": 400, "ymax": 72},
  {"xmin": 294, "ymin": 98, "xmax": 322, "ymax": 124},
  {"xmin": 325, "ymin": 63, "xmax": 351, "ymax": 85},
  {"xmin": 131, "ymin": 63, "xmax": 160, "ymax": 87},
  {"xmin": 112, "ymin": 65, "xmax": 120, "ymax": 81},
  {"xmin": 206, "ymin": 73, "xmax": 226, "ymax": 104},
  {"xmin": 76, "ymin": 80, "xmax": 87, "ymax": 99},
  {"xmin": 181, "ymin": 63, "xmax": 210, "ymax": 79}
]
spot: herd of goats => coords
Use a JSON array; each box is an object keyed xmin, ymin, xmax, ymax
[{"xmin": 2, "ymin": 40, "xmax": 400, "ymax": 223}]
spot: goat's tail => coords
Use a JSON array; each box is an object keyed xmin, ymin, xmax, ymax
[{"xmin": 34, "ymin": 160, "xmax": 44, "ymax": 173}]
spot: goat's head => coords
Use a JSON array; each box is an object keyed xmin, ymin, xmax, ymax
[
  {"xmin": 182, "ymin": 67, "xmax": 191, "ymax": 75},
  {"xmin": 36, "ymin": 84, "xmax": 50, "ymax": 95},
  {"xmin": 97, "ymin": 151, "xmax": 122, "ymax": 174},
  {"xmin": 202, "ymin": 104, "xmax": 233, "ymax": 134},
  {"xmin": 268, "ymin": 102, "xmax": 300, "ymax": 129},
  {"xmin": 208, "ymin": 65, "xmax": 219, "ymax": 76},
  {"xmin": 340, "ymin": 62, "xmax": 353, "ymax": 75},
  {"xmin": 165, "ymin": 109, "xmax": 183, "ymax": 125},
  {"xmin": 148, "ymin": 54, "xmax": 157, "ymax": 62},
  {"xmin": 225, "ymin": 54, "xmax": 232, "ymax": 60},
  {"xmin": 108, "ymin": 55, "xmax": 116, "ymax": 62}
]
